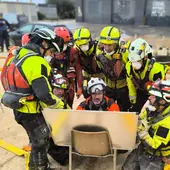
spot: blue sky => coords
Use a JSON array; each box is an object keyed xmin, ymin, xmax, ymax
[{"xmin": 1, "ymin": 0, "xmax": 46, "ymax": 4}]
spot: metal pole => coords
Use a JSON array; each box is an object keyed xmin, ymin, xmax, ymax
[{"xmin": 113, "ymin": 149, "xmax": 117, "ymax": 170}]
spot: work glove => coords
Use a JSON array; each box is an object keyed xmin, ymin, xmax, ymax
[
  {"xmin": 144, "ymin": 81, "xmax": 153, "ymax": 91},
  {"xmin": 137, "ymin": 118, "xmax": 149, "ymax": 140},
  {"xmin": 76, "ymin": 88, "xmax": 82, "ymax": 99},
  {"xmin": 83, "ymin": 79, "xmax": 88, "ymax": 91},
  {"xmin": 138, "ymin": 128, "xmax": 148, "ymax": 140},
  {"xmin": 40, "ymin": 97, "xmax": 65, "ymax": 109},
  {"xmin": 138, "ymin": 120, "xmax": 149, "ymax": 132},
  {"xmin": 129, "ymin": 96, "xmax": 136, "ymax": 104}
]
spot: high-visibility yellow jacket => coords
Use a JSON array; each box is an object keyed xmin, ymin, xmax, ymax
[
  {"xmin": 139, "ymin": 106, "xmax": 170, "ymax": 156},
  {"xmin": 10, "ymin": 47, "xmax": 64, "ymax": 113},
  {"xmin": 126, "ymin": 59, "xmax": 169, "ymax": 97}
]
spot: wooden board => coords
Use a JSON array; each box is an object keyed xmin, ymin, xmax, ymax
[{"xmin": 43, "ymin": 109, "xmax": 138, "ymax": 150}]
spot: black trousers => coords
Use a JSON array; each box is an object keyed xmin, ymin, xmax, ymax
[
  {"xmin": 105, "ymin": 86, "xmax": 131, "ymax": 111},
  {"xmin": 130, "ymin": 89, "xmax": 149, "ymax": 114},
  {"xmin": 0, "ymin": 30, "xmax": 9, "ymax": 52},
  {"xmin": 13, "ymin": 110, "xmax": 69, "ymax": 170}
]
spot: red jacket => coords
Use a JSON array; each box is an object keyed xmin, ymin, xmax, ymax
[{"xmin": 52, "ymin": 47, "xmax": 83, "ymax": 89}]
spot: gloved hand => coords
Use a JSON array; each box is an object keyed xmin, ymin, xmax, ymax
[
  {"xmin": 144, "ymin": 81, "xmax": 153, "ymax": 91},
  {"xmin": 138, "ymin": 121, "xmax": 148, "ymax": 132},
  {"xmin": 129, "ymin": 96, "xmax": 136, "ymax": 104},
  {"xmin": 76, "ymin": 88, "xmax": 82, "ymax": 99},
  {"xmin": 83, "ymin": 80, "xmax": 88, "ymax": 91},
  {"xmin": 47, "ymin": 99, "xmax": 64, "ymax": 109},
  {"xmin": 138, "ymin": 127, "xmax": 148, "ymax": 139},
  {"xmin": 137, "ymin": 119, "xmax": 149, "ymax": 139}
]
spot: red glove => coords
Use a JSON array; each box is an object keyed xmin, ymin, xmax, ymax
[{"xmin": 144, "ymin": 81, "xmax": 153, "ymax": 91}]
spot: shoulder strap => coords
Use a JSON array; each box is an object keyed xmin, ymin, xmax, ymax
[
  {"xmin": 63, "ymin": 46, "xmax": 71, "ymax": 76},
  {"xmin": 131, "ymin": 59, "xmax": 155, "ymax": 90},
  {"xmin": 15, "ymin": 52, "xmax": 39, "ymax": 67},
  {"xmin": 149, "ymin": 111, "xmax": 170, "ymax": 125}
]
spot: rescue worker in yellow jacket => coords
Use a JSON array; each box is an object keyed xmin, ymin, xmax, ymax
[
  {"xmin": 126, "ymin": 38, "xmax": 169, "ymax": 113},
  {"xmin": 1, "ymin": 28, "xmax": 65, "ymax": 170},
  {"xmin": 122, "ymin": 80, "xmax": 170, "ymax": 170},
  {"xmin": 96, "ymin": 26, "xmax": 131, "ymax": 111},
  {"xmin": 73, "ymin": 27, "xmax": 104, "ymax": 98}
]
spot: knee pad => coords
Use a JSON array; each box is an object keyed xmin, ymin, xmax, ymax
[{"xmin": 32, "ymin": 124, "xmax": 50, "ymax": 148}]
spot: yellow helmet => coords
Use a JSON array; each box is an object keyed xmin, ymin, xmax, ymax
[
  {"xmin": 73, "ymin": 28, "xmax": 91, "ymax": 46},
  {"xmin": 100, "ymin": 26, "xmax": 120, "ymax": 45}
]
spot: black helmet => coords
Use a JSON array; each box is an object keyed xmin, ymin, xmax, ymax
[{"xmin": 30, "ymin": 28, "xmax": 64, "ymax": 52}]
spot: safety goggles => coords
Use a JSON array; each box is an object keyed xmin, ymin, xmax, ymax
[{"xmin": 54, "ymin": 78, "xmax": 67, "ymax": 89}]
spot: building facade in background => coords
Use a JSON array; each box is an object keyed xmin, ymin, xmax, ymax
[
  {"xmin": 0, "ymin": 2, "xmax": 38, "ymax": 22},
  {"xmin": 37, "ymin": 4, "xmax": 58, "ymax": 20},
  {"xmin": 75, "ymin": 0, "xmax": 170, "ymax": 26}
]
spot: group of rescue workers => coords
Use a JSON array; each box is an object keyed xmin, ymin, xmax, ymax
[{"xmin": 0, "ymin": 24, "xmax": 170, "ymax": 170}]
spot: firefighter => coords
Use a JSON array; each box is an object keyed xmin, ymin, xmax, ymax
[
  {"xmin": 73, "ymin": 27, "xmax": 104, "ymax": 98},
  {"xmin": 122, "ymin": 80, "xmax": 170, "ymax": 170},
  {"xmin": 51, "ymin": 72, "xmax": 70, "ymax": 109},
  {"xmin": 77, "ymin": 77, "xmax": 120, "ymax": 111},
  {"xmin": 51, "ymin": 26, "xmax": 83, "ymax": 108},
  {"xmin": 23, "ymin": 72, "xmax": 70, "ymax": 166},
  {"xmin": 1, "ymin": 28, "xmax": 65, "ymax": 170},
  {"xmin": 126, "ymin": 38, "xmax": 170, "ymax": 113},
  {"xmin": 96, "ymin": 26, "xmax": 131, "ymax": 111}
]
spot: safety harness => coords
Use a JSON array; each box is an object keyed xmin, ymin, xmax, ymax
[
  {"xmin": 78, "ymin": 40, "xmax": 101, "ymax": 74},
  {"xmin": 96, "ymin": 48, "xmax": 126, "ymax": 81},
  {"xmin": 131, "ymin": 58, "xmax": 155, "ymax": 91}
]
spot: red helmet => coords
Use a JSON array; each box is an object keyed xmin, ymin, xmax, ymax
[
  {"xmin": 54, "ymin": 27, "xmax": 70, "ymax": 43},
  {"xmin": 21, "ymin": 33, "xmax": 30, "ymax": 46}
]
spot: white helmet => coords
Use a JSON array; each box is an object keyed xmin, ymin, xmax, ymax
[
  {"xmin": 149, "ymin": 80, "xmax": 170, "ymax": 102},
  {"xmin": 31, "ymin": 28, "xmax": 64, "ymax": 52},
  {"xmin": 52, "ymin": 74, "xmax": 67, "ymax": 89},
  {"xmin": 128, "ymin": 38, "xmax": 152, "ymax": 62},
  {"xmin": 87, "ymin": 77, "xmax": 106, "ymax": 94}
]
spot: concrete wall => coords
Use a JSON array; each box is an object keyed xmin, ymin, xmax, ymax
[
  {"xmin": 112, "ymin": 0, "xmax": 135, "ymax": 24},
  {"xmin": 37, "ymin": 4, "xmax": 57, "ymax": 20},
  {"xmin": 75, "ymin": 0, "xmax": 170, "ymax": 26},
  {"xmin": 0, "ymin": 2, "xmax": 38, "ymax": 22},
  {"xmin": 75, "ymin": 0, "xmax": 84, "ymax": 22},
  {"xmin": 145, "ymin": 0, "xmax": 170, "ymax": 26},
  {"xmin": 134, "ymin": 0, "xmax": 146, "ymax": 25},
  {"xmin": 83, "ymin": 0, "xmax": 111, "ymax": 24}
]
